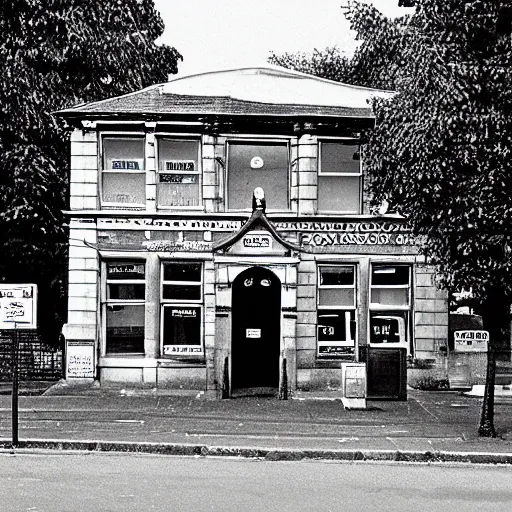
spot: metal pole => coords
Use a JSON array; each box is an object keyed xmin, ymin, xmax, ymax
[{"xmin": 11, "ymin": 323, "xmax": 19, "ymax": 448}]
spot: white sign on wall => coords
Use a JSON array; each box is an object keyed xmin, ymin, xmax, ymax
[
  {"xmin": 454, "ymin": 330, "xmax": 489, "ymax": 352},
  {"xmin": 66, "ymin": 341, "xmax": 95, "ymax": 379},
  {"xmin": 0, "ymin": 284, "xmax": 38, "ymax": 330}
]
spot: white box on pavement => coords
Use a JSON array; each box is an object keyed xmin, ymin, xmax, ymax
[{"xmin": 341, "ymin": 362, "xmax": 367, "ymax": 409}]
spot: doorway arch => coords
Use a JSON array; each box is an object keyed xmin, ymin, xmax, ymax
[{"xmin": 231, "ymin": 267, "xmax": 281, "ymax": 390}]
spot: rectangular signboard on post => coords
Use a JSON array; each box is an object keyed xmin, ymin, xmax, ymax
[
  {"xmin": 0, "ymin": 284, "xmax": 37, "ymax": 330},
  {"xmin": 454, "ymin": 330, "xmax": 489, "ymax": 352}
]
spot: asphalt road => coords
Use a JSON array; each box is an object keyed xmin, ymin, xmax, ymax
[{"xmin": 1, "ymin": 452, "xmax": 512, "ymax": 512}]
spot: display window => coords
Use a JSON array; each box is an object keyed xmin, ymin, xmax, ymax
[
  {"xmin": 226, "ymin": 141, "xmax": 290, "ymax": 211},
  {"xmin": 104, "ymin": 261, "xmax": 145, "ymax": 354},
  {"xmin": 317, "ymin": 265, "xmax": 357, "ymax": 359},
  {"xmin": 157, "ymin": 138, "xmax": 201, "ymax": 208},
  {"xmin": 369, "ymin": 265, "xmax": 411, "ymax": 352},
  {"xmin": 161, "ymin": 261, "xmax": 203, "ymax": 355},
  {"xmin": 318, "ymin": 141, "xmax": 361, "ymax": 214},
  {"xmin": 101, "ymin": 136, "xmax": 146, "ymax": 206}
]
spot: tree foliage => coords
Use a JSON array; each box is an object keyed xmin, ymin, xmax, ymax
[
  {"xmin": 268, "ymin": 1, "xmax": 412, "ymax": 90},
  {"xmin": 271, "ymin": 0, "xmax": 512, "ymax": 436},
  {"xmin": 0, "ymin": 0, "xmax": 181, "ymax": 344},
  {"xmin": 360, "ymin": 0, "xmax": 512, "ymax": 437},
  {"xmin": 268, "ymin": 47, "xmax": 352, "ymax": 83}
]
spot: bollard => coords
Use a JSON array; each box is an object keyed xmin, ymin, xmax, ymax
[
  {"xmin": 221, "ymin": 356, "xmax": 230, "ymax": 399},
  {"xmin": 279, "ymin": 358, "xmax": 288, "ymax": 400}
]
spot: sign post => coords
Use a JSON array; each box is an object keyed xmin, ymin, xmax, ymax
[{"xmin": 0, "ymin": 284, "xmax": 38, "ymax": 448}]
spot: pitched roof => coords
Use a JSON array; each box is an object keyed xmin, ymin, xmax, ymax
[{"xmin": 57, "ymin": 66, "xmax": 393, "ymax": 119}]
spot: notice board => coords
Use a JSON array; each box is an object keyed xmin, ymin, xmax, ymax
[{"xmin": 66, "ymin": 340, "xmax": 95, "ymax": 379}]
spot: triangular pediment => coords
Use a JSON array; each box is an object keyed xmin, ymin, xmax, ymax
[{"xmin": 213, "ymin": 210, "xmax": 300, "ymax": 256}]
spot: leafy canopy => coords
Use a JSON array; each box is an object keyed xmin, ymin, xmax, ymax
[
  {"xmin": 363, "ymin": 0, "xmax": 512, "ymax": 307},
  {"xmin": 0, "ymin": 0, "xmax": 181, "ymax": 343}
]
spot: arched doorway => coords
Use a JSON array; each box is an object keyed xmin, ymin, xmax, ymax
[{"xmin": 231, "ymin": 267, "xmax": 281, "ymax": 390}]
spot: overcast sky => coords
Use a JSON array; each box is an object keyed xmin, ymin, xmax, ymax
[{"xmin": 154, "ymin": 0, "xmax": 414, "ymax": 76}]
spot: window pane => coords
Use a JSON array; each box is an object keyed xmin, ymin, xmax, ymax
[
  {"xmin": 320, "ymin": 266, "xmax": 354, "ymax": 286},
  {"xmin": 162, "ymin": 306, "xmax": 201, "ymax": 347},
  {"xmin": 319, "ymin": 288, "xmax": 354, "ymax": 307},
  {"xmin": 320, "ymin": 143, "xmax": 359, "ymax": 174},
  {"xmin": 158, "ymin": 139, "xmax": 199, "ymax": 170},
  {"xmin": 228, "ymin": 142, "xmax": 289, "ymax": 210},
  {"xmin": 318, "ymin": 310, "xmax": 355, "ymax": 342},
  {"xmin": 370, "ymin": 312, "xmax": 408, "ymax": 345},
  {"xmin": 163, "ymin": 284, "xmax": 201, "ymax": 301},
  {"xmin": 107, "ymin": 284, "xmax": 145, "ymax": 300},
  {"xmin": 157, "ymin": 140, "xmax": 200, "ymax": 208},
  {"xmin": 163, "ymin": 262, "xmax": 201, "ymax": 282},
  {"xmin": 371, "ymin": 288, "xmax": 409, "ymax": 306},
  {"xmin": 318, "ymin": 175, "xmax": 361, "ymax": 213},
  {"xmin": 107, "ymin": 262, "xmax": 145, "ymax": 280},
  {"xmin": 371, "ymin": 266, "xmax": 410, "ymax": 286},
  {"xmin": 102, "ymin": 172, "xmax": 145, "ymax": 204},
  {"xmin": 157, "ymin": 178, "xmax": 200, "ymax": 207},
  {"xmin": 103, "ymin": 138, "xmax": 144, "ymax": 170},
  {"xmin": 106, "ymin": 304, "xmax": 144, "ymax": 354}
]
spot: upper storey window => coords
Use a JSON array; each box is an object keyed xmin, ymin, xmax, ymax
[
  {"xmin": 227, "ymin": 141, "xmax": 289, "ymax": 211},
  {"xmin": 101, "ymin": 137, "xmax": 145, "ymax": 206},
  {"xmin": 318, "ymin": 141, "xmax": 361, "ymax": 214},
  {"xmin": 157, "ymin": 138, "xmax": 201, "ymax": 208}
]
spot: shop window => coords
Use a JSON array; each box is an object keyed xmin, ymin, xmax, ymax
[
  {"xmin": 318, "ymin": 141, "xmax": 361, "ymax": 213},
  {"xmin": 105, "ymin": 261, "xmax": 145, "ymax": 354},
  {"xmin": 157, "ymin": 138, "xmax": 201, "ymax": 208},
  {"xmin": 101, "ymin": 137, "xmax": 145, "ymax": 206},
  {"xmin": 227, "ymin": 141, "xmax": 289, "ymax": 210},
  {"xmin": 369, "ymin": 265, "xmax": 411, "ymax": 352},
  {"xmin": 317, "ymin": 265, "xmax": 357, "ymax": 359},
  {"xmin": 161, "ymin": 262, "xmax": 203, "ymax": 355}
]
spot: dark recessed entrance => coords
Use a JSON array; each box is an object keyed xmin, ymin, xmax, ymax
[{"xmin": 231, "ymin": 267, "xmax": 281, "ymax": 391}]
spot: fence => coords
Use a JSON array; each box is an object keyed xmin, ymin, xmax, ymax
[{"xmin": 0, "ymin": 331, "xmax": 62, "ymax": 381}]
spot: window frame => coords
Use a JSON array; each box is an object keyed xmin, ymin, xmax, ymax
[
  {"xmin": 369, "ymin": 264, "xmax": 411, "ymax": 311},
  {"xmin": 225, "ymin": 138, "xmax": 291, "ymax": 212},
  {"xmin": 155, "ymin": 135, "xmax": 203, "ymax": 210},
  {"xmin": 316, "ymin": 264, "xmax": 358, "ymax": 359},
  {"xmin": 369, "ymin": 264, "xmax": 412, "ymax": 353},
  {"xmin": 160, "ymin": 261, "xmax": 204, "ymax": 356},
  {"xmin": 103, "ymin": 259, "xmax": 146, "ymax": 356},
  {"xmin": 100, "ymin": 133, "xmax": 146, "ymax": 208},
  {"xmin": 317, "ymin": 138, "xmax": 362, "ymax": 214}
]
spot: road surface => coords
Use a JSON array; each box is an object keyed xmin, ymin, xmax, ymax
[{"xmin": 1, "ymin": 452, "xmax": 512, "ymax": 511}]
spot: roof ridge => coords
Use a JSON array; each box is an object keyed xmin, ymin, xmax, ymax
[{"xmin": 167, "ymin": 64, "xmax": 393, "ymax": 94}]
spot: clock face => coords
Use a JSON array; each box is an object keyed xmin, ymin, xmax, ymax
[{"xmin": 250, "ymin": 156, "xmax": 264, "ymax": 169}]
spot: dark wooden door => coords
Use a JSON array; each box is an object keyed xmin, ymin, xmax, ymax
[{"xmin": 231, "ymin": 267, "xmax": 281, "ymax": 389}]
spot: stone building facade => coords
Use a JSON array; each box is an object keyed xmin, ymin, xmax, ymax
[{"xmin": 58, "ymin": 66, "xmax": 448, "ymax": 396}]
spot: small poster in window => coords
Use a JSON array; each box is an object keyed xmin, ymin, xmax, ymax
[
  {"xmin": 163, "ymin": 345, "xmax": 203, "ymax": 355},
  {"xmin": 111, "ymin": 159, "xmax": 143, "ymax": 170},
  {"xmin": 159, "ymin": 174, "xmax": 197, "ymax": 184},
  {"xmin": 107, "ymin": 263, "xmax": 145, "ymax": 278},
  {"xmin": 171, "ymin": 308, "xmax": 197, "ymax": 318},
  {"xmin": 165, "ymin": 160, "xmax": 195, "ymax": 171},
  {"xmin": 318, "ymin": 345, "xmax": 355, "ymax": 358}
]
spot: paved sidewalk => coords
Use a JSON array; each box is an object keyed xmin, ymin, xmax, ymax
[{"xmin": 1, "ymin": 380, "xmax": 512, "ymax": 463}]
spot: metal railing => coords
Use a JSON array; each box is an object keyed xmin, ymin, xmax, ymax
[{"xmin": 0, "ymin": 331, "xmax": 62, "ymax": 381}]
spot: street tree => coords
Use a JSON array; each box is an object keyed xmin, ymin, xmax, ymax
[
  {"xmin": 359, "ymin": 0, "xmax": 512, "ymax": 437},
  {"xmin": 268, "ymin": 47, "xmax": 353, "ymax": 83},
  {"xmin": 268, "ymin": 3, "xmax": 412, "ymax": 90},
  {"xmin": 0, "ymin": 1, "xmax": 181, "ymax": 345}
]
